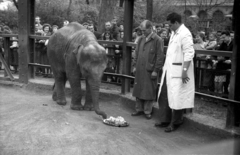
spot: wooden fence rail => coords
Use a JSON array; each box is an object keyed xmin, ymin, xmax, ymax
[{"xmin": 0, "ymin": 34, "xmax": 239, "ymax": 128}]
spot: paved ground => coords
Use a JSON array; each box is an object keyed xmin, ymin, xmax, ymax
[{"xmin": 0, "ymin": 85, "xmax": 234, "ymax": 155}]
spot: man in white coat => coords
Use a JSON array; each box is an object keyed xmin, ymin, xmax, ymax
[{"xmin": 155, "ymin": 12, "xmax": 195, "ymax": 132}]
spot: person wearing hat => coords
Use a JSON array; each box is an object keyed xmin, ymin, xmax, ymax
[
  {"xmin": 63, "ymin": 20, "xmax": 69, "ymax": 27},
  {"xmin": 42, "ymin": 23, "xmax": 52, "ymax": 36},
  {"xmin": 82, "ymin": 22, "xmax": 89, "ymax": 29},
  {"xmin": 10, "ymin": 37, "xmax": 19, "ymax": 73},
  {"xmin": 35, "ymin": 16, "xmax": 42, "ymax": 31},
  {"xmin": 39, "ymin": 23, "xmax": 52, "ymax": 77},
  {"xmin": 52, "ymin": 25, "xmax": 59, "ymax": 33}
]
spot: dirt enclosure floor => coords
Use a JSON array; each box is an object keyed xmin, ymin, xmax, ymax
[{"xmin": 0, "ymin": 85, "xmax": 235, "ymax": 155}]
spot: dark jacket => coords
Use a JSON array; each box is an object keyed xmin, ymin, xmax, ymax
[
  {"xmin": 217, "ymin": 40, "xmax": 233, "ymax": 52},
  {"xmin": 132, "ymin": 33, "xmax": 164, "ymax": 100},
  {"xmin": 217, "ymin": 40, "xmax": 233, "ymax": 69}
]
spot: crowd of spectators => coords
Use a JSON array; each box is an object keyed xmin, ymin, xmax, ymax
[
  {"xmin": 0, "ymin": 16, "xmax": 234, "ymax": 96},
  {"xmin": 193, "ymin": 30, "xmax": 233, "ymax": 96}
]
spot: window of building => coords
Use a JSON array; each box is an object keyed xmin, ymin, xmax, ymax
[
  {"xmin": 212, "ymin": 10, "xmax": 224, "ymax": 22},
  {"xmin": 184, "ymin": 10, "xmax": 192, "ymax": 17},
  {"xmin": 198, "ymin": 10, "xmax": 207, "ymax": 20}
]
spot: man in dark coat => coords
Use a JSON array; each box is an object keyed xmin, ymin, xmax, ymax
[
  {"xmin": 131, "ymin": 20, "xmax": 164, "ymax": 119},
  {"xmin": 216, "ymin": 31, "xmax": 233, "ymax": 95}
]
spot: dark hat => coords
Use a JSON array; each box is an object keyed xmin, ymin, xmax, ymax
[{"xmin": 52, "ymin": 25, "xmax": 58, "ymax": 29}]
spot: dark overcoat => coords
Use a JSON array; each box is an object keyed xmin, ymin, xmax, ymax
[{"xmin": 132, "ymin": 33, "xmax": 164, "ymax": 100}]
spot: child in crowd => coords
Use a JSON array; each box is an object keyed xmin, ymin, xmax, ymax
[
  {"xmin": 213, "ymin": 56, "xmax": 229, "ymax": 94},
  {"xmin": 205, "ymin": 32, "xmax": 217, "ymax": 69}
]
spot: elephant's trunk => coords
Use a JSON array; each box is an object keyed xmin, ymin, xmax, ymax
[{"xmin": 90, "ymin": 81, "xmax": 107, "ymax": 119}]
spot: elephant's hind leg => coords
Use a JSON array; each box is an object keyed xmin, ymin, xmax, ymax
[{"xmin": 83, "ymin": 79, "xmax": 94, "ymax": 111}]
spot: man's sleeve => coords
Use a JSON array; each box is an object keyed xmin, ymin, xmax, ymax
[
  {"xmin": 154, "ymin": 37, "xmax": 164, "ymax": 72},
  {"xmin": 181, "ymin": 32, "xmax": 195, "ymax": 61}
]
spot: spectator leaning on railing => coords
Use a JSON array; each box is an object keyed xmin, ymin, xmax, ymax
[
  {"xmin": 203, "ymin": 32, "xmax": 218, "ymax": 92},
  {"xmin": 216, "ymin": 31, "xmax": 232, "ymax": 95}
]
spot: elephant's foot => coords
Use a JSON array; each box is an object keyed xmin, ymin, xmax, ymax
[
  {"xmin": 56, "ymin": 99, "xmax": 67, "ymax": 106},
  {"xmin": 52, "ymin": 92, "xmax": 57, "ymax": 101},
  {"xmin": 83, "ymin": 105, "xmax": 94, "ymax": 111},
  {"xmin": 70, "ymin": 104, "xmax": 84, "ymax": 110}
]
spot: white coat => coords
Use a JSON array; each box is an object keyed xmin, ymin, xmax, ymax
[{"xmin": 157, "ymin": 24, "xmax": 195, "ymax": 110}]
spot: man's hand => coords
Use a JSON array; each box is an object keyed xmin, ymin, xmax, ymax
[
  {"xmin": 151, "ymin": 71, "xmax": 157, "ymax": 80},
  {"xmin": 182, "ymin": 71, "xmax": 189, "ymax": 84},
  {"xmin": 225, "ymin": 60, "xmax": 231, "ymax": 64},
  {"xmin": 132, "ymin": 67, "xmax": 136, "ymax": 75}
]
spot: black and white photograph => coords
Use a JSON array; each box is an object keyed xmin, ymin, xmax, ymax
[{"xmin": 0, "ymin": 0, "xmax": 239, "ymax": 154}]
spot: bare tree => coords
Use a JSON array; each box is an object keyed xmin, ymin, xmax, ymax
[
  {"xmin": 97, "ymin": 0, "xmax": 118, "ymax": 33},
  {"xmin": 189, "ymin": 0, "xmax": 229, "ymax": 12},
  {"xmin": 146, "ymin": 0, "xmax": 153, "ymax": 21},
  {"xmin": 67, "ymin": 0, "xmax": 73, "ymax": 18}
]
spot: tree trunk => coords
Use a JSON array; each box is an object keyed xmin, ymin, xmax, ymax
[
  {"xmin": 97, "ymin": 0, "xmax": 118, "ymax": 33},
  {"xmin": 146, "ymin": 0, "xmax": 153, "ymax": 21},
  {"xmin": 67, "ymin": 0, "xmax": 73, "ymax": 18}
]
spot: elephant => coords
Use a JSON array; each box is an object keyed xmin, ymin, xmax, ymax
[{"xmin": 47, "ymin": 22, "xmax": 108, "ymax": 119}]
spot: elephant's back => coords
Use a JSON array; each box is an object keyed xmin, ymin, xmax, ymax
[
  {"xmin": 48, "ymin": 22, "xmax": 84, "ymax": 50},
  {"xmin": 70, "ymin": 29, "xmax": 97, "ymax": 47}
]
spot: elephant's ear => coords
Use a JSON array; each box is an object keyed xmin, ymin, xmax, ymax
[{"xmin": 73, "ymin": 44, "xmax": 84, "ymax": 64}]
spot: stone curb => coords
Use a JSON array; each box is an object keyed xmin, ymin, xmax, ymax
[{"xmin": 0, "ymin": 78, "xmax": 239, "ymax": 137}]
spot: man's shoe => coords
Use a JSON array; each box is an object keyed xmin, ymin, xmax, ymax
[
  {"xmin": 154, "ymin": 122, "xmax": 170, "ymax": 128},
  {"xmin": 145, "ymin": 114, "xmax": 152, "ymax": 119},
  {"xmin": 131, "ymin": 111, "xmax": 144, "ymax": 116},
  {"xmin": 164, "ymin": 124, "xmax": 182, "ymax": 133}
]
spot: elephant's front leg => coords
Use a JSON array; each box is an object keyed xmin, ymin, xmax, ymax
[
  {"xmin": 68, "ymin": 74, "xmax": 84, "ymax": 110},
  {"xmin": 83, "ymin": 78, "xmax": 94, "ymax": 111},
  {"xmin": 54, "ymin": 73, "xmax": 67, "ymax": 105}
]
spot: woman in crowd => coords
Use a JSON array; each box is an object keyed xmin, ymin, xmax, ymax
[
  {"xmin": 52, "ymin": 25, "xmax": 58, "ymax": 34},
  {"xmin": 204, "ymin": 32, "xmax": 218, "ymax": 91},
  {"xmin": 115, "ymin": 31, "xmax": 124, "ymax": 83},
  {"xmin": 102, "ymin": 31, "xmax": 116, "ymax": 82},
  {"xmin": 159, "ymin": 28, "xmax": 169, "ymax": 46},
  {"xmin": 194, "ymin": 32, "xmax": 208, "ymax": 89},
  {"xmin": 39, "ymin": 24, "xmax": 52, "ymax": 77},
  {"xmin": 205, "ymin": 32, "xmax": 217, "ymax": 50}
]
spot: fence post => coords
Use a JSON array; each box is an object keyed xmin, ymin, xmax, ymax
[
  {"xmin": 226, "ymin": 0, "xmax": 240, "ymax": 129},
  {"xmin": 122, "ymin": 0, "xmax": 134, "ymax": 94},
  {"xmin": 29, "ymin": 1, "xmax": 36, "ymax": 79},
  {"xmin": 3, "ymin": 37, "xmax": 10, "ymax": 77},
  {"xmin": 18, "ymin": 0, "xmax": 35, "ymax": 83}
]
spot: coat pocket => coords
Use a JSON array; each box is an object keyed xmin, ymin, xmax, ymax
[
  {"xmin": 146, "ymin": 63, "xmax": 154, "ymax": 72},
  {"xmin": 171, "ymin": 63, "xmax": 182, "ymax": 78}
]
